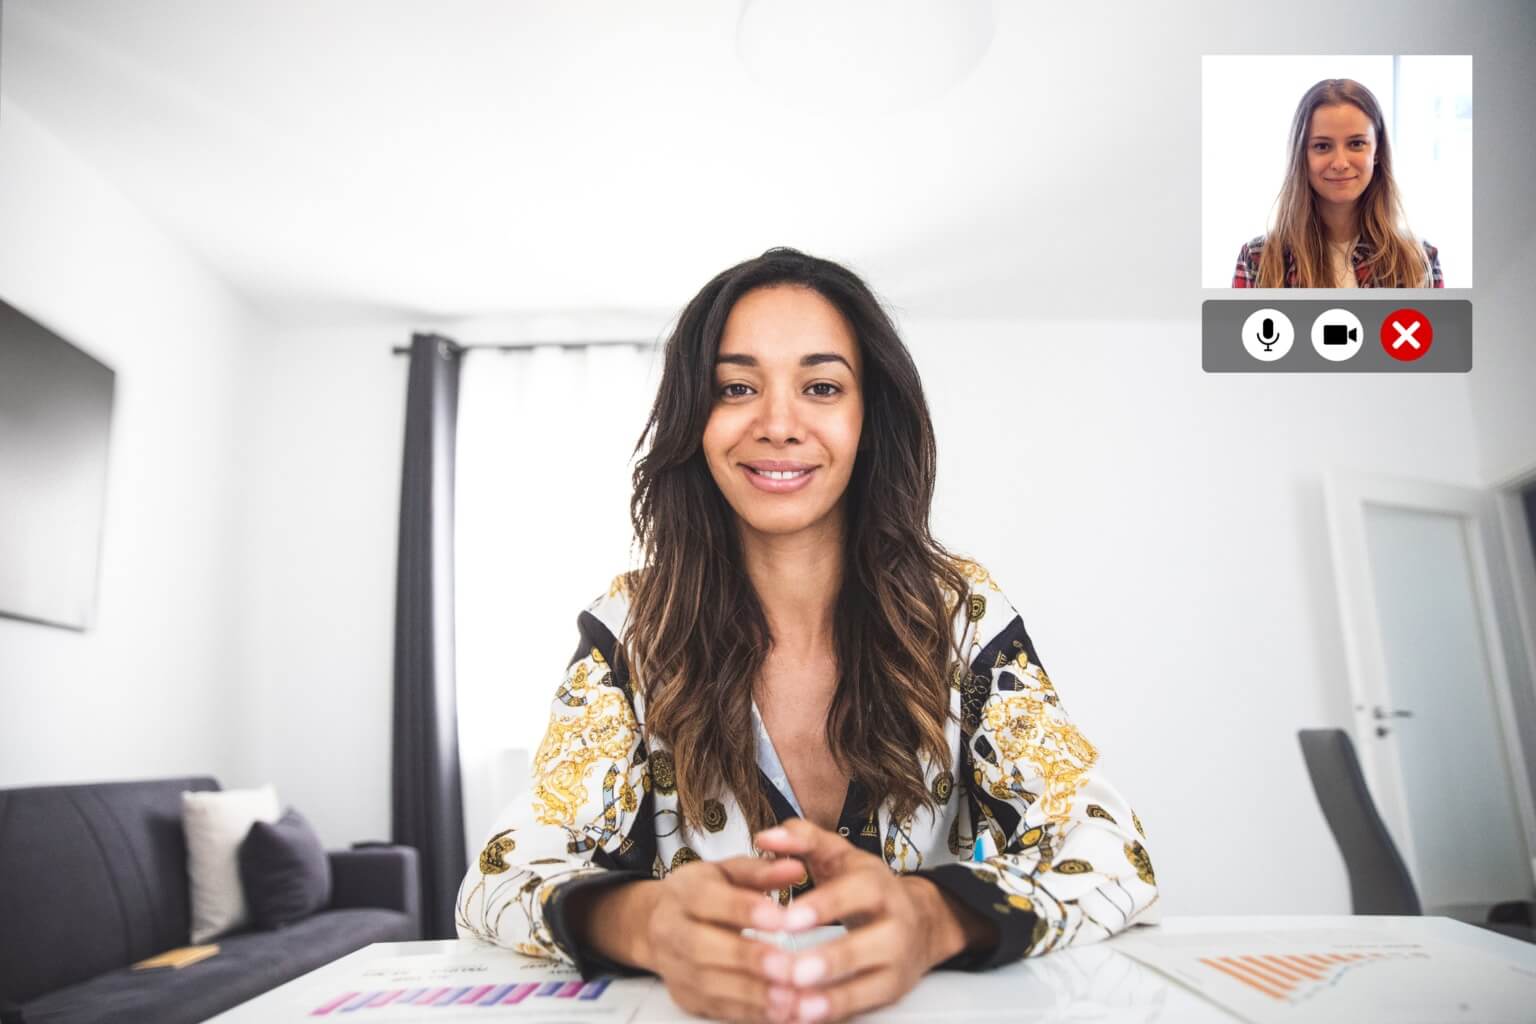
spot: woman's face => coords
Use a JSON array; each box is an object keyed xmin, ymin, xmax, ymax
[
  {"xmin": 1305, "ymin": 102, "xmax": 1377, "ymax": 208},
  {"xmin": 702, "ymin": 284, "xmax": 864, "ymax": 541}
]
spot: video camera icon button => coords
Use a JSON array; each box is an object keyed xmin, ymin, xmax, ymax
[
  {"xmin": 1240, "ymin": 308, "xmax": 1294, "ymax": 362},
  {"xmin": 1310, "ymin": 308, "xmax": 1365, "ymax": 361},
  {"xmin": 1381, "ymin": 308, "xmax": 1434, "ymax": 361}
]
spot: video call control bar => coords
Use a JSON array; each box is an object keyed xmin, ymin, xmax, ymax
[{"xmin": 1202, "ymin": 299, "xmax": 1471, "ymax": 373}]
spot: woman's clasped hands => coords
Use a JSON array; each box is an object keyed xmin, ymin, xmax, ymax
[{"xmin": 640, "ymin": 817, "xmax": 978, "ymax": 1024}]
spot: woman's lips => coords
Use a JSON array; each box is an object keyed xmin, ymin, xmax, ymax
[{"xmin": 741, "ymin": 465, "xmax": 817, "ymax": 494}]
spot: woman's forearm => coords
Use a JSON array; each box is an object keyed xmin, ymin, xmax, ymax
[
  {"xmin": 564, "ymin": 879, "xmax": 663, "ymax": 972},
  {"xmin": 900, "ymin": 875, "xmax": 999, "ymax": 968}
]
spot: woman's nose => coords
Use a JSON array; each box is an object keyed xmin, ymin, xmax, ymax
[{"xmin": 755, "ymin": 389, "xmax": 802, "ymax": 443}]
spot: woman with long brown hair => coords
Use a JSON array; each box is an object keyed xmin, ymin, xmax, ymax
[
  {"xmin": 457, "ymin": 248, "xmax": 1158, "ymax": 1023},
  {"xmin": 1233, "ymin": 78, "xmax": 1443, "ymax": 288}
]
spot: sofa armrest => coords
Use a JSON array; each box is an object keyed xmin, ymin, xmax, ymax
[{"xmin": 328, "ymin": 845, "xmax": 421, "ymax": 939}]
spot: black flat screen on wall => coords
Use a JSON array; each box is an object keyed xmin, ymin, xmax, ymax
[{"xmin": 0, "ymin": 298, "xmax": 115, "ymax": 630}]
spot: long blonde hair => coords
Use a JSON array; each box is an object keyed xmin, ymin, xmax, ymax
[{"xmin": 1258, "ymin": 79, "xmax": 1429, "ymax": 288}]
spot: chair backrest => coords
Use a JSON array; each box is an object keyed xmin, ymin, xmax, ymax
[
  {"xmin": 0, "ymin": 776, "xmax": 219, "ymax": 1004},
  {"xmin": 1297, "ymin": 729, "xmax": 1421, "ymax": 915}
]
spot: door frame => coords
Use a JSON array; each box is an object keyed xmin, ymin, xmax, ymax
[{"xmin": 1324, "ymin": 469, "xmax": 1536, "ymax": 889}]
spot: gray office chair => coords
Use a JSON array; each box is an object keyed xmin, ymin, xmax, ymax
[
  {"xmin": 1297, "ymin": 728, "xmax": 1421, "ymax": 915},
  {"xmin": 1298, "ymin": 728, "xmax": 1534, "ymax": 943}
]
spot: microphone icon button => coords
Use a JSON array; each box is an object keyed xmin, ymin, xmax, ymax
[{"xmin": 1241, "ymin": 308, "xmax": 1295, "ymax": 362}]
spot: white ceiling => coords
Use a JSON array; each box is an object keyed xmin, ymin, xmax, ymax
[{"xmin": 3, "ymin": 0, "xmax": 1531, "ymax": 326}]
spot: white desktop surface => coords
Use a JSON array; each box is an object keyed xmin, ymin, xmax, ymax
[{"xmin": 205, "ymin": 916, "xmax": 1536, "ymax": 1023}]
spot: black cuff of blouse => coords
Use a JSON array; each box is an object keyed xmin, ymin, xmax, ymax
[
  {"xmin": 541, "ymin": 870, "xmax": 653, "ymax": 981},
  {"xmin": 915, "ymin": 863, "xmax": 1036, "ymax": 971}
]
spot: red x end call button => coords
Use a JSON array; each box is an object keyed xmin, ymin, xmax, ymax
[{"xmin": 1381, "ymin": 308, "xmax": 1434, "ymax": 361}]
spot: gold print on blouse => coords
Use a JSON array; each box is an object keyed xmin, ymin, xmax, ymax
[
  {"xmin": 967, "ymin": 593, "xmax": 987, "ymax": 622},
  {"xmin": 951, "ymin": 558, "xmax": 1002, "ymax": 592},
  {"xmin": 931, "ymin": 770, "xmax": 954, "ymax": 804},
  {"xmin": 478, "ymin": 829, "xmax": 516, "ymax": 875},
  {"xmin": 650, "ymin": 750, "xmax": 677, "ymax": 795},
  {"xmin": 532, "ymin": 687, "xmax": 636, "ymax": 828},
  {"xmin": 1133, "ymin": 810, "xmax": 1146, "ymax": 838},
  {"xmin": 1086, "ymin": 804, "xmax": 1118, "ymax": 825},
  {"xmin": 1054, "ymin": 858, "xmax": 1094, "ymax": 875},
  {"xmin": 702, "ymin": 799, "xmax": 728, "ymax": 833},
  {"xmin": 982, "ymin": 686, "xmax": 1097, "ymax": 822},
  {"xmin": 554, "ymin": 661, "xmax": 590, "ymax": 707},
  {"xmin": 670, "ymin": 846, "xmax": 700, "ymax": 872},
  {"xmin": 1125, "ymin": 841, "xmax": 1156, "ymax": 886}
]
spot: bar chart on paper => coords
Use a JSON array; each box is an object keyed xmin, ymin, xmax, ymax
[
  {"xmin": 310, "ymin": 979, "xmax": 616, "ymax": 1015},
  {"xmin": 1113, "ymin": 928, "xmax": 1536, "ymax": 1023},
  {"xmin": 281, "ymin": 950, "xmax": 649, "ymax": 1022}
]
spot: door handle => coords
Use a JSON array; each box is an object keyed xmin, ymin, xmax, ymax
[{"xmin": 1372, "ymin": 706, "xmax": 1414, "ymax": 720}]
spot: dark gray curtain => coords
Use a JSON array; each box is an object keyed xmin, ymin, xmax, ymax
[{"xmin": 391, "ymin": 332, "xmax": 466, "ymax": 940}]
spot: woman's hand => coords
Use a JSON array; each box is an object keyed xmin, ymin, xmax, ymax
[
  {"xmin": 752, "ymin": 818, "xmax": 995, "ymax": 1023},
  {"xmin": 639, "ymin": 854, "xmax": 811, "ymax": 1023}
]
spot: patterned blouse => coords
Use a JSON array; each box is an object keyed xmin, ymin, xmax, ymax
[
  {"xmin": 1232, "ymin": 233, "xmax": 1444, "ymax": 287},
  {"xmin": 455, "ymin": 562, "xmax": 1160, "ymax": 977}
]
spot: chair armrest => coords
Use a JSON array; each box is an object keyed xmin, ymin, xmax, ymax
[{"xmin": 328, "ymin": 844, "xmax": 421, "ymax": 939}]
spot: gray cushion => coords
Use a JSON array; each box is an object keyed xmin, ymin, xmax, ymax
[
  {"xmin": 239, "ymin": 808, "xmax": 331, "ymax": 929},
  {"xmin": 16, "ymin": 908, "xmax": 413, "ymax": 1024}
]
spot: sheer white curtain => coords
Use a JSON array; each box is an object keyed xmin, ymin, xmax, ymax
[{"xmin": 454, "ymin": 343, "xmax": 660, "ymax": 855}]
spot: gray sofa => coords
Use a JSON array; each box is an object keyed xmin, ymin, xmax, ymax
[{"xmin": 0, "ymin": 777, "xmax": 420, "ymax": 1024}]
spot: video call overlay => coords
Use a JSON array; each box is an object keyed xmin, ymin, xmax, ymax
[{"xmin": 1202, "ymin": 299, "xmax": 1471, "ymax": 373}]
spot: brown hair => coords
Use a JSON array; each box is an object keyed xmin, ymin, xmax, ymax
[
  {"xmin": 621, "ymin": 247, "xmax": 971, "ymax": 837},
  {"xmin": 1258, "ymin": 78, "xmax": 1430, "ymax": 288}
]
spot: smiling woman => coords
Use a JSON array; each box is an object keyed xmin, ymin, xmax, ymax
[
  {"xmin": 1233, "ymin": 78, "xmax": 1444, "ymax": 288},
  {"xmin": 455, "ymin": 248, "xmax": 1159, "ymax": 1024}
]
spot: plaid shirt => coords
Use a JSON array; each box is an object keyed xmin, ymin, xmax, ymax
[{"xmin": 1232, "ymin": 234, "xmax": 1444, "ymax": 288}]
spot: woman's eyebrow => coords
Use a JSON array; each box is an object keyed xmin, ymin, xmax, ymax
[
  {"xmin": 715, "ymin": 352, "xmax": 853, "ymax": 370},
  {"xmin": 1310, "ymin": 133, "xmax": 1371, "ymax": 142}
]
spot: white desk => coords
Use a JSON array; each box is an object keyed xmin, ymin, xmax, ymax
[{"xmin": 207, "ymin": 916, "xmax": 1536, "ymax": 1023}]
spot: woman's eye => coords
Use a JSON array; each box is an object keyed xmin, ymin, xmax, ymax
[
  {"xmin": 1313, "ymin": 142, "xmax": 1329, "ymax": 152},
  {"xmin": 806, "ymin": 382, "xmax": 841, "ymax": 397},
  {"xmin": 719, "ymin": 383, "xmax": 754, "ymax": 398}
]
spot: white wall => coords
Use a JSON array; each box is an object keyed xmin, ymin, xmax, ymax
[
  {"xmin": 0, "ymin": 99, "xmax": 257, "ymax": 787},
  {"xmin": 232, "ymin": 322, "xmax": 407, "ymax": 849}
]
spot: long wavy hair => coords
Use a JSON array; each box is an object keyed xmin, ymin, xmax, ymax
[
  {"xmin": 1258, "ymin": 78, "xmax": 1430, "ymax": 288},
  {"xmin": 619, "ymin": 247, "xmax": 972, "ymax": 837}
]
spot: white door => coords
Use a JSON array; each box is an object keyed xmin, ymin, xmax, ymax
[{"xmin": 1325, "ymin": 471, "xmax": 1536, "ymax": 914}]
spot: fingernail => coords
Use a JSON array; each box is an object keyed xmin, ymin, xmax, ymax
[
  {"xmin": 797, "ymin": 994, "xmax": 829, "ymax": 1022},
  {"xmin": 783, "ymin": 905, "xmax": 816, "ymax": 930},
  {"xmin": 768, "ymin": 984, "xmax": 795, "ymax": 1007},
  {"xmin": 791, "ymin": 955, "xmax": 825, "ymax": 986},
  {"xmin": 753, "ymin": 901, "xmax": 785, "ymax": 930},
  {"xmin": 758, "ymin": 827, "xmax": 788, "ymax": 842},
  {"xmin": 762, "ymin": 952, "xmax": 791, "ymax": 982}
]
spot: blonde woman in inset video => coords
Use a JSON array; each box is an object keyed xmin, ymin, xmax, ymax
[{"xmin": 1233, "ymin": 78, "xmax": 1442, "ymax": 288}]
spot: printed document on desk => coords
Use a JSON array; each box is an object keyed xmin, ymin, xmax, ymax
[
  {"xmin": 290, "ymin": 947, "xmax": 653, "ymax": 1021},
  {"xmin": 1112, "ymin": 925, "xmax": 1536, "ymax": 1024}
]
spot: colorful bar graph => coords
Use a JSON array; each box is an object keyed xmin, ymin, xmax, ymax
[
  {"xmin": 500, "ymin": 983, "xmax": 538, "ymax": 1005},
  {"xmin": 1197, "ymin": 951, "xmax": 1411, "ymax": 1002},
  {"xmin": 310, "ymin": 991, "xmax": 359, "ymax": 1016},
  {"xmin": 477, "ymin": 984, "xmax": 515, "ymax": 1005},
  {"xmin": 455, "ymin": 985, "xmax": 495, "ymax": 1005},
  {"xmin": 310, "ymin": 977, "xmax": 617, "ymax": 1015}
]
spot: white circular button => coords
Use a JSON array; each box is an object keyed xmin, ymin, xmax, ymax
[
  {"xmin": 1241, "ymin": 308, "xmax": 1295, "ymax": 361},
  {"xmin": 1311, "ymin": 308, "xmax": 1365, "ymax": 361}
]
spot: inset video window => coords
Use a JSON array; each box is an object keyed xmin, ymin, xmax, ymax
[{"xmin": 1202, "ymin": 55, "xmax": 1471, "ymax": 289}]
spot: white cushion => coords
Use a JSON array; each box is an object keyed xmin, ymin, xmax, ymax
[{"xmin": 182, "ymin": 785, "xmax": 281, "ymax": 943}]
